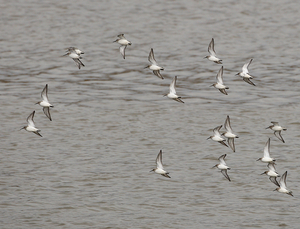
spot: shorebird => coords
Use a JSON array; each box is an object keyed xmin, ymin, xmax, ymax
[
  {"xmin": 211, "ymin": 66, "xmax": 229, "ymax": 95},
  {"xmin": 204, "ymin": 38, "xmax": 222, "ymax": 64},
  {"xmin": 114, "ymin": 34, "xmax": 131, "ymax": 59},
  {"xmin": 212, "ymin": 154, "xmax": 231, "ymax": 181},
  {"xmin": 36, "ymin": 84, "xmax": 54, "ymax": 121},
  {"xmin": 257, "ymin": 138, "xmax": 276, "ymax": 163},
  {"xmin": 222, "ymin": 115, "xmax": 239, "ymax": 152},
  {"xmin": 150, "ymin": 150, "xmax": 171, "ymax": 178},
  {"xmin": 266, "ymin": 122, "xmax": 287, "ymax": 143},
  {"xmin": 20, "ymin": 111, "xmax": 42, "ymax": 137},
  {"xmin": 261, "ymin": 163, "xmax": 280, "ymax": 186},
  {"xmin": 164, "ymin": 76, "xmax": 184, "ymax": 103},
  {"xmin": 207, "ymin": 125, "xmax": 228, "ymax": 147},
  {"xmin": 236, "ymin": 58, "xmax": 256, "ymax": 86},
  {"xmin": 145, "ymin": 48, "xmax": 164, "ymax": 79},
  {"xmin": 64, "ymin": 47, "xmax": 85, "ymax": 69},
  {"xmin": 272, "ymin": 171, "xmax": 293, "ymax": 196}
]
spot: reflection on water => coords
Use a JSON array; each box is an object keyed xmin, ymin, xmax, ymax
[{"xmin": 1, "ymin": 0, "xmax": 300, "ymax": 228}]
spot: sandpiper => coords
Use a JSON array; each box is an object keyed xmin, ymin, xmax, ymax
[
  {"xmin": 145, "ymin": 48, "xmax": 164, "ymax": 79},
  {"xmin": 261, "ymin": 163, "xmax": 280, "ymax": 186},
  {"xmin": 114, "ymin": 34, "xmax": 131, "ymax": 59},
  {"xmin": 207, "ymin": 125, "xmax": 228, "ymax": 147},
  {"xmin": 212, "ymin": 154, "xmax": 231, "ymax": 181},
  {"xmin": 272, "ymin": 171, "xmax": 293, "ymax": 196},
  {"xmin": 266, "ymin": 121, "xmax": 287, "ymax": 143},
  {"xmin": 236, "ymin": 58, "xmax": 255, "ymax": 86},
  {"xmin": 222, "ymin": 115, "xmax": 239, "ymax": 152},
  {"xmin": 20, "ymin": 111, "xmax": 42, "ymax": 137},
  {"xmin": 164, "ymin": 76, "xmax": 184, "ymax": 103},
  {"xmin": 36, "ymin": 84, "xmax": 54, "ymax": 121},
  {"xmin": 64, "ymin": 48, "xmax": 85, "ymax": 69},
  {"xmin": 150, "ymin": 150, "xmax": 171, "ymax": 178},
  {"xmin": 204, "ymin": 38, "xmax": 222, "ymax": 64},
  {"xmin": 257, "ymin": 138, "xmax": 276, "ymax": 163},
  {"xmin": 211, "ymin": 66, "xmax": 229, "ymax": 95}
]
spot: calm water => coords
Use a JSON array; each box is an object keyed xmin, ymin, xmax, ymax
[{"xmin": 1, "ymin": 0, "xmax": 300, "ymax": 228}]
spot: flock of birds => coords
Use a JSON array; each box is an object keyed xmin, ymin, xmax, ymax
[{"xmin": 20, "ymin": 34, "xmax": 293, "ymax": 197}]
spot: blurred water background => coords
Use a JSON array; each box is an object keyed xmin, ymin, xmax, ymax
[{"xmin": 1, "ymin": 0, "xmax": 300, "ymax": 228}]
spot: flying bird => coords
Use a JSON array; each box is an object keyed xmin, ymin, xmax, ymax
[
  {"xmin": 222, "ymin": 115, "xmax": 239, "ymax": 152},
  {"xmin": 211, "ymin": 66, "xmax": 229, "ymax": 95},
  {"xmin": 114, "ymin": 34, "xmax": 132, "ymax": 59},
  {"xmin": 257, "ymin": 138, "xmax": 276, "ymax": 163},
  {"xmin": 20, "ymin": 111, "xmax": 42, "ymax": 137},
  {"xmin": 164, "ymin": 76, "xmax": 184, "ymax": 103},
  {"xmin": 63, "ymin": 47, "xmax": 85, "ymax": 69},
  {"xmin": 272, "ymin": 171, "xmax": 293, "ymax": 197},
  {"xmin": 266, "ymin": 121, "xmax": 287, "ymax": 143},
  {"xmin": 36, "ymin": 84, "xmax": 54, "ymax": 121},
  {"xmin": 212, "ymin": 154, "xmax": 231, "ymax": 181},
  {"xmin": 207, "ymin": 125, "xmax": 228, "ymax": 147},
  {"xmin": 145, "ymin": 48, "xmax": 164, "ymax": 79},
  {"xmin": 150, "ymin": 150, "xmax": 171, "ymax": 178},
  {"xmin": 236, "ymin": 59, "xmax": 256, "ymax": 86},
  {"xmin": 204, "ymin": 38, "xmax": 222, "ymax": 64}
]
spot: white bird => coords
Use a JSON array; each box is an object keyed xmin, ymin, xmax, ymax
[
  {"xmin": 64, "ymin": 48, "xmax": 85, "ymax": 69},
  {"xmin": 150, "ymin": 150, "xmax": 171, "ymax": 178},
  {"xmin": 164, "ymin": 76, "xmax": 184, "ymax": 103},
  {"xmin": 114, "ymin": 34, "xmax": 132, "ymax": 59},
  {"xmin": 236, "ymin": 59, "xmax": 255, "ymax": 86},
  {"xmin": 207, "ymin": 125, "xmax": 228, "ymax": 147},
  {"xmin": 145, "ymin": 48, "xmax": 164, "ymax": 79},
  {"xmin": 36, "ymin": 84, "xmax": 54, "ymax": 121},
  {"xmin": 222, "ymin": 115, "xmax": 239, "ymax": 152},
  {"xmin": 20, "ymin": 111, "xmax": 42, "ymax": 137},
  {"xmin": 272, "ymin": 171, "xmax": 293, "ymax": 197},
  {"xmin": 204, "ymin": 38, "xmax": 222, "ymax": 64},
  {"xmin": 212, "ymin": 154, "xmax": 231, "ymax": 181},
  {"xmin": 257, "ymin": 138, "xmax": 276, "ymax": 163},
  {"xmin": 266, "ymin": 121, "xmax": 287, "ymax": 143},
  {"xmin": 261, "ymin": 163, "xmax": 280, "ymax": 186},
  {"xmin": 261, "ymin": 163, "xmax": 280, "ymax": 177},
  {"xmin": 211, "ymin": 66, "xmax": 229, "ymax": 95}
]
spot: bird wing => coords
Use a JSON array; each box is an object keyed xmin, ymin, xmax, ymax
[
  {"xmin": 267, "ymin": 163, "xmax": 276, "ymax": 172},
  {"xmin": 263, "ymin": 138, "xmax": 271, "ymax": 158},
  {"xmin": 208, "ymin": 38, "xmax": 217, "ymax": 56},
  {"xmin": 117, "ymin": 34, "xmax": 125, "ymax": 39},
  {"xmin": 27, "ymin": 111, "xmax": 36, "ymax": 127},
  {"xmin": 43, "ymin": 107, "xmax": 52, "ymax": 121},
  {"xmin": 216, "ymin": 66, "xmax": 224, "ymax": 84},
  {"xmin": 274, "ymin": 131, "xmax": 285, "ymax": 143},
  {"xmin": 41, "ymin": 84, "xmax": 49, "ymax": 102},
  {"xmin": 221, "ymin": 169, "xmax": 231, "ymax": 181},
  {"xmin": 243, "ymin": 77, "xmax": 256, "ymax": 86},
  {"xmin": 169, "ymin": 76, "xmax": 177, "ymax": 95},
  {"xmin": 119, "ymin": 45, "xmax": 127, "ymax": 59},
  {"xmin": 218, "ymin": 154, "xmax": 227, "ymax": 165},
  {"xmin": 224, "ymin": 115, "xmax": 233, "ymax": 133},
  {"xmin": 242, "ymin": 59, "xmax": 252, "ymax": 74},
  {"xmin": 156, "ymin": 150, "xmax": 164, "ymax": 170},
  {"xmin": 213, "ymin": 125, "xmax": 222, "ymax": 137},
  {"xmin": 148, "ymin": 48, "xmax": 157, "ymax": 65},
  {"xmin": 279, "ymin": 171, "xmax": 288, "ymax": 189},
  {"xmin": 153, "ymin": 70, "xmax": 163, "ymax": 79},
  {"xmin": 269, "ymin": 176, "xmax": 280, "ymax": 187},
  {"xmin": 228, "ymin": 138, "xmax": 235, "ymax": 152}
]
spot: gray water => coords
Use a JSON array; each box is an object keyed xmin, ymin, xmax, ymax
[{"xmin": 1, "ymin": 0, "xmax": 300, "ymax": 228}]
